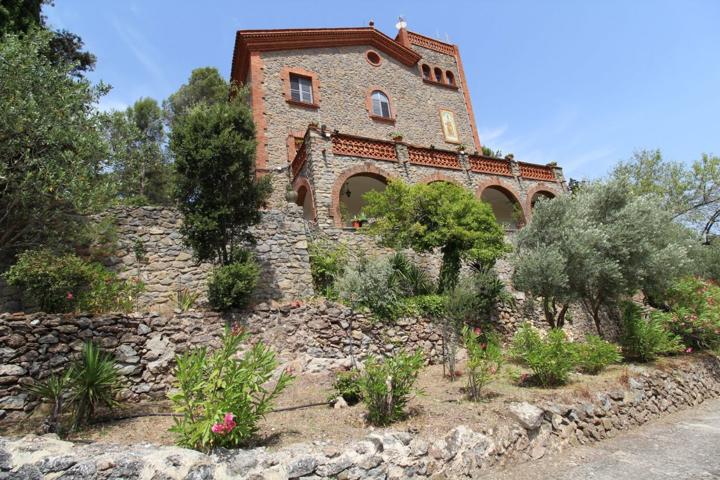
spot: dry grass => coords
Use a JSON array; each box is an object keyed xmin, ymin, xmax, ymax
[{"xmin": 0, "ymin": 356, "xmax": 701, "ymax": 450}]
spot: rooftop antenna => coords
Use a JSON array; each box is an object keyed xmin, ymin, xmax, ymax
[{"xmin": 395, "ymin": 16, "xmax": 407, "ymax": 30}]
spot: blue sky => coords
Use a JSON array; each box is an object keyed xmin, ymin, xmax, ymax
[{"xmin": 45, "ymin": 0, "xmax": 720, "ymax": 180}]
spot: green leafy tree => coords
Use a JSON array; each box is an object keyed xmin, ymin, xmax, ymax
[
  {"xmin": 170, "ymin": 87, "xmax": 271, "ymax": 266},
  {"xmin": 0, "ymin": 1, "xmax": 95, "ymax": 76},
  {"xmin": 363, "ymin": 181, "xmax": 508, "ymax": 292},
  {"xmin": 164, "ymin": 67, "xmax": 229, "ymax": 126},
  {"xmin": 513, "ymin": 181, "xmax": 691, "ymax": 333},
  {"xmin": 105, "ymin": 97, "xmax": 173, "ymax": 205},
  {"xmin": 613, "ymin": 149, "xmax": 720, "ymax": 240},
  {"xmin": 0, "ymin": 30, "xmax": 112, "ymax": 265}
]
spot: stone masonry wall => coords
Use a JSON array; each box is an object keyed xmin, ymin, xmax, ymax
[
  {"xmin": 260, "ymin": 45, "xmax": 475, "ymax": 171},
  {"xmin": 2, "ymin": 356, "xmax": 718, "ymax": 479},
  {"xmin": 0, "ymin": 301, "xmax": 445, "ymax": 418},
  {"xmin": 103, "ymin": 204, "xmax": 314, "ymax": 311}
]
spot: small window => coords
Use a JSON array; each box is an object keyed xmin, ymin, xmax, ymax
[
  {"xmin": 434, "ymin": 67, "xmax": 443, "ymax": 83},
  {"xmin": 371, "ymin": 91, "xmax": 391, "ymax": 118},
  {"xmin": 289, "ymin": 74, "xmax": 313, "ymax": 104},
  {"xmin": 421, "ymin": 64, "xmax": 431, "ymax": 79},
  {"xmin": 366, "ymin": 50, "xmax": 381, "ymax": 66},
  {"xmin": 445, "ymin": 71, "xmax": 455, "ymax": 85}
]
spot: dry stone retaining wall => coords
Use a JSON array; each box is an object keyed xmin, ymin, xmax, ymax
[
  {"xmin": 0, "ymin": 301, "xmax": 444, "ymax": 418},
  {"xmin": 1, "ymin": 356, "xmax": 718, "ymax": 479}
]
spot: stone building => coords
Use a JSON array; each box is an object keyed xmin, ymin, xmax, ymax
[{"xmin": 231, "ymin": 23, "xmax": 568, "ymax": 229}]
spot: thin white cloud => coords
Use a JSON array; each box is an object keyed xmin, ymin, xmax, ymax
[
  {"xmin": 110, "ymin": 15, "xmax": 169, "ymax": 91},
  {"xmin": 97, "ymin": 97, "xmax": 129, "ymax": 113},
  {"xmin": 478, "ymin": 125, "xmax": 508, "ymax": 144}
]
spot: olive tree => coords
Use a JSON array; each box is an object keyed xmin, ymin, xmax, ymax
[
  {"xmin": 513, "ymin": 181, "xmax": 691, "ymax": 333},
  {"xmin": 0, "ymin": 30, "xmax": 111, "ymax": 265}
]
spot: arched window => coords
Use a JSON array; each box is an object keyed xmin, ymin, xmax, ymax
[
  {"xmin": 445, "ymin": 71, "xmax": 455, "ymax": 85},
  {"xmin": 434, "ymin": 67, "xmax": 443, "ymax": 83},
  {"xmin": 371, "ymin": 91, "xmax": 391, "ymax": 118},
  {"xmin": 421, "ymin": 64, "xmax": 431, "ymax": 79}
]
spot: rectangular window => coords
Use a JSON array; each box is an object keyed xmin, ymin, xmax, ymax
[{"xmin": 289, "ymin": 74, "xmax": 313, "ymax": 104}]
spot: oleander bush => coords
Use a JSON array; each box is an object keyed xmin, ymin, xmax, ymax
[
  {"xmin": 359, "ymin": 350, "xmax": 424, "ymax": 425},
  {"xmin": 511, "ymin": 324, "xmax": 576, "ymax": 387},
  {"xmin": 664, "ymin": 277, "xmax": 720, "ymax": 351},
  {"xmin": 169, "ymin": 325, "xmax": 293, "ymax": 450},
  {"xmin": 575, "ymin": 335, "xmax": 622, "ymax": 374},
  {"xmin": 206, "ymin": 249, "xmax": 259, "ymax": 311},
  {"xmin": 4, "ymin": 249, "xmax": 144, "ymax": 313},
  {"xmin": 620, "ymin": 302, "xmax": 683, "ymax": 362}
]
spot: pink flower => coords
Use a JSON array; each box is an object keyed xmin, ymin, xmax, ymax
[
  {"xmin": 685, "ymin": 347, "xmax": 693, "ymax": 354},
  {"xmin": 66, "ymin": 292, "xmax": 74, "ymax": 300},
  {"xmin": 211, "ymin": 412, "xmax": 237, "ymax": 435},
  {"xmin": 474, "ymin": 327, "xmax": 482, "ymax": 335},
  {"xmin": 211, "ymin": 423, "xmax": 227, "ymax": 435}
]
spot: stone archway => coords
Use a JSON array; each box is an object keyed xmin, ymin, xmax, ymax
[
  {"xmin": 330, "ymin": 164, "xmax": 395, "ymax": 227},
  {"xmin": 476, "ymin": 179, "xmax": 527, "ymax": 229},
  {"xmin": 292, "ymin": 176, "xmax": 316, "ymax": 221},
  {"xmin": 418, "ymin": 173, "xmax": 465, "ymax": 187},
  {"xmin": 525, "ymin": 184, "xmax": 561, "ymax": 215}
]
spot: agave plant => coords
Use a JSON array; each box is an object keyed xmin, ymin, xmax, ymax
[
  {"xmin": 26, "ymin": 371, "xmax": 71, "ymax": 434},
  {"xmin": 69, "ymin": 341, "xmax": 121, "ymax": 427}
]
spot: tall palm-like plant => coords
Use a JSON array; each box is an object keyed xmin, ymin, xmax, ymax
[
  {"xmin": 70, "ymin": 341, "xmax": 121, "ymax": 426},
  {"xmin": 26, "ymin": 372, "xmax": 71, "ymax": 434}
]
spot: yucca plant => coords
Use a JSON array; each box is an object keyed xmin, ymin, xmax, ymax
[
  {"xmin": 26, "ymin": 372, "xmax": 71, "ymax": 434},
  {"xmin": 70, "ymin": 341, "xmax": 121, "ymax": 427}
]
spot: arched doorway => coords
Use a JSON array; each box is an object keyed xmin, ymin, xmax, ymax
[
  {"xmin": 337, "ymin": 173, "xmax": 387, "ymax": 226},
  {"xmin": 480, "ymin": 186, "xmax": 525, "ymax": 230},
  {"xmin": 296, "ymin": 185, "xmax": 315, "ymax": 221}
]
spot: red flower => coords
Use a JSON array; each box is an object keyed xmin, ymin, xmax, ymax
[{"xmin": 66, "ymin": 292, "xmax": 74, "ymax": 300}]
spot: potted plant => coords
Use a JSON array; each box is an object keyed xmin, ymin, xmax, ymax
[
  {"xmin": 358, "ymin": 212, "xmax": 368, "ymax": 227},
  {"xmin": 389, "ymin": 132, "xmax": 404, "ymax": 142},
  {"xmin": 456, "ymin": 143, "xmax": 467, "ymax": 154},
  {"xmin": 351, "ymin": 215, "xmax": 362, "ymax": 229}
]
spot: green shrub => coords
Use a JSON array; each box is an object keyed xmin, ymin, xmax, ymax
[
  {"xmin": 512, "ymin": 325, "xmax": 576, "ymax": 386},
  {"xmin": 575, "ymin": 335, "xmax": 622, "ymax": 374},
  {"xmin": 169, "ymin": 325, "xmax": 293, "ymax": 450},
  {"xmin": 509, "ymin": 323, "xmax": 544, "ymax": 361},
  {"xmin": 620, "ymin": 302, "xmax": 683, "ymax": 362},
  {"xmin": 337, "ymin": 255, "xmax": 402, "ymax": 320},
  {"xmin": 396, "ymin": 294, "xmax": 446, "ymax": 318},
  {"xmin": 359, "ymin": 350, "xmax": 424, "ymax": 425},
  {"xmin": 207, "ymin": 249, "xmax": 259, "ymax": 311},
  {"xmin": 328, "ymin": 370, "xmax": 363, "ymax": 405},
  {"xmin": 664, "ymin": 277, "xmax": 720, "ymax": 351},
  {"xmin": 462, "ymin": 326, "xmax": 503, "ymax": 401},
  {"xmin": 308, "ymin": 240, "xmax": 347, "ymax": 298},
  {"xmin": 70, "ymin": 341, "xmax": 121, "ymax": 427},
  {"xmin": 3, "ymin": 249, "xmax": 144, "ymax": 313},
  {"xmin": 389, "ymin": 252, "xmax": 434, "ymax": 296}
]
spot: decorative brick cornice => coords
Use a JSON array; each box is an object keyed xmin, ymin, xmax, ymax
[
  {"xmin": 408, "ymin": 146, "xmax": 462, "ymax": 170},
  {"xmin": 332, "ymin": 134, "xmax": 398, "ymax": 162},
  {"xmin": 518, "ymin": 162, "xmax": 557, "ymax": 182},
  {"xmin": 468, "ymin": 154, "xmax": 513, "ymax": 177},
  {"xmin": 405, "ymin": 31, "xmax": 455, "ymax": 56},
  {"xmin": 232, "ymin": 27, "xmax": 421, "ymax": 84}
]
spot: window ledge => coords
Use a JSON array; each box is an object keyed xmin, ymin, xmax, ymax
[
  {"xmin": 369, "ymin": 114, "xmax": 396, "ymax": 124},
  {"xmin": 422, "ymin": 78, "xmax": 459, "ymax": 90},
  {"xmin": 286, "ymin": 99, "xmax": 319, "ymax": 109}
]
